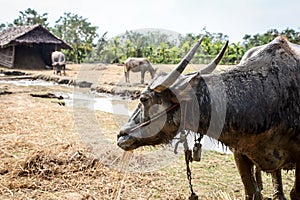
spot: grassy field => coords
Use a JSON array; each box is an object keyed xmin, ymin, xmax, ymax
[{"xmin": 0, "ymin": 64, "xmax": 296, "ymax": 199}]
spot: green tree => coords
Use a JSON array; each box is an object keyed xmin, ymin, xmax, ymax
[
  {"xmin": 11, "ymin": 8, "xmax": 49, "ymax": 27},
  {"xmin": 179, "ymin": 35, "xmax": 193, "ymax": 55},
  {"xmin": 93, "ymin": 32, "xmax": 108, "ymax": 62},
  {"xmin": 0, "ymin": 23, "xmax": 6, "ymax": 31},
  {"xmin": 200, "ymin": 37, "xmax": 213, "ymax": 64},
  {"xmin": 54, "ymin": 12, "xmax": 98, "ymax": 63},
  {"xmin": 123, "ymin": 31, "xmax": 147, "ymax": 57},
  {"xmin": 111, "ymin": 36, "xmax": 121, "ymax": 63},
  {"xmin": 281, "ymin": 28, "xmax": 300, "ymax": 44},
  {"xmin": 227, "ymin": 42, "xmax": 245, "ymax": 64},
  {"xmin": 242, "ymin": 29, "xmax": 279, "ymax": 49},
  {"xmin": 169, "ymin": 46, "xmax": 180, "ymax": 64},
  {"xmin": 156, "ymin": 42, "xmax": 170, "ymax": 63},
  {"xmin": 144, "ymin": 44, "xmax": 155, "ymax": 63},
  {"xmin": 123, "ymin": 39, "xmax": 134, "ymax": 58}
]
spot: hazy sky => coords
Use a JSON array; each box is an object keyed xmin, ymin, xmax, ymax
[{"xmin": 1, "ymin": 0, "xmax": 300, "ymax": 42}]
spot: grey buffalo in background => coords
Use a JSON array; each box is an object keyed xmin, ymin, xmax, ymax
[
  {"xmin": 118, "ymin": 36, "xmax": 300, "ymax": 200},
  {"xmin": 51, "ymin": 51, "xmax": 66, "ymax": 75},
  {"xmin": 124, "ymin": 57, "xmax": 156, "ymax": 84}
]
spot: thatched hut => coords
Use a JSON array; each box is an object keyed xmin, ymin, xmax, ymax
[{"xmin": 0, "ymin": 24, "xmax": 72, "ymax": 69}]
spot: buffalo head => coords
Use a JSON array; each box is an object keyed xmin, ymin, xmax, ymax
[{"xmin": 117, "ymin": 38, "xmax": 228, "ymax": 151}]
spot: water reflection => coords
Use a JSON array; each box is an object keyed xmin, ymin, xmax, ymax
[{"xmin": 65, "ymin": 92, "xmax": 134, "ymax": 116}]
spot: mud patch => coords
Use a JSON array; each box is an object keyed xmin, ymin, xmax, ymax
[
  {"xmin": 30, "ymin": 92, "xmax": 67, "ymax": 106},
  {"xmin": 0, "ymin": 70, "xmax": 27, "ymax": 76},
  {"xmin": 30, "ymin": 92, "xmax": 64, "ymax": 100},
  {"xmin": 0, "ymin": 90, "xmax": 13, "ymax": 95}
]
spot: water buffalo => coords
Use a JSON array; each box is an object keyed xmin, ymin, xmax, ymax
[
  {"xmin": 51, "ymin": 51, "xmax": 66, "ymax": 75},
  {"xmin": 117, "ymin": 36, "xmax": 300, "ymax": 200},
  {"xmin": 233, "ymin": 42, "xmax": 295, "ymax": 200},
  {"xmin": 124, "ymin": 57, "xmax": 155, "ymax": 84},
  {"xmin": 228, "ymin": 43, "xmax": 290, "ymax": 200}
]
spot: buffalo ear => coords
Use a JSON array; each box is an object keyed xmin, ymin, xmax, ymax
[
  {"xmin": 167, "ymin": 72, "xmax": 200, "ymax": 101},
  {"xmin": 173, "ymin": 72, "xmax": 199, "ymax": 90},
  {"xmin": 150, "ymin": 74, "xmax": 169, "ymax": 93}
]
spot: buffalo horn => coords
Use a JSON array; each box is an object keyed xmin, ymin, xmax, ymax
[
  {"xmin": 151, "ymin": 37, "xmax": 204, "ymax": 92},
  {"xmin": 199, "ymin": 40, "xmax": 229, "ymax": 74}
]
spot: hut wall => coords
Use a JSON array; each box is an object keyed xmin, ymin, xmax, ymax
[
  {"xmin": 39, "ymin": 44, "xmax": 56, "ymax": 66},
  {"xmin": 0, "ymin": 46, "xmax": 15, "ymax": 68},
  {"xmin": 14, "ymin": 45, "xmax": 46, "ymax": 69}
]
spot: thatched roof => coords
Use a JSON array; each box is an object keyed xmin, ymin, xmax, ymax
[{"xmin": 0, "ymin": 24, "xmax": 72, "ymax": 49}]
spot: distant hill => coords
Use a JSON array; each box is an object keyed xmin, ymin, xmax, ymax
[{"xmin": 113, "ymin": 28, "xmax": 183, "ymax": 46}]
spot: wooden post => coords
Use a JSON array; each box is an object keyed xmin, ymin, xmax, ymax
[{"xmin": 11, "ymin": 45, "xmax": 15, "ymax": 68}]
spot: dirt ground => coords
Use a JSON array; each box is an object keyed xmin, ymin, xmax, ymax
[{"xmin": 0, "ymin": 64, "xmax": 295, "ymax": 200}]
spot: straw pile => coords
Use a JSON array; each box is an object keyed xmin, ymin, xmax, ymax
[{"xmin": 0, "ymin": 85, "xmax": 190, "ymax": 200}]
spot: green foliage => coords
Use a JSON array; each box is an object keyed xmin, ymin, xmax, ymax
[
  {"xmin": 96, "ymin": 27, "xmax": 300, "ymax": 65},
  {"xmin": 11, "ymin": 8, "xmax": 49, "ymax": 28},
  {"xmin": 227, "ymin": 42, "xmax": 245, "ymax": 64},
  {"xmin": 281, "ymin": 28, "xmax": 300, "ymax": 43},
  {"xmin": 92, "ymin": 32, "xmax": 108, "ymax": 62},
  {"xmin": 97, "ymin": 30, "xmax": 180, "ymax": 64},
  {"xmin": 2, "ymin": 8, "xmax": 300, "ymax": 65},
  {"xmin": 96, "ymin": 28, "xmax": 241, "ymax": 65},
  {"xmin": 243, "ymin": 28, "xmax": 300, "ymax": 50},
  {"xmin": 53, "ymin": 12, "xmax": 98, "ymax": 63},
  {"xmin": 0, "ymin": 23, "xmax": 6, "ymax": 32}
]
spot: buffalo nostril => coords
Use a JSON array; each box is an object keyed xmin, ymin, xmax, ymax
[
  {"xmin": 140, "ymin": 94, "xmax": 150, "ymax": 103},
  {"xmin": 140, "ymin": 97, "xmax": 148, "ymax": 103},
  {"xmin": 118, "ymin": 130, "xmax": 127, "ymax": 139}
]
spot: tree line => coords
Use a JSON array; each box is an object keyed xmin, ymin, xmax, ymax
[{"xmin": 1, "ymin": 8, "xmax": 300, "ymax": 65}]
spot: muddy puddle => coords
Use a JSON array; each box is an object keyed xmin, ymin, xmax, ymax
[
  {"xmin": 0, "ymin": 78, "xmax": 135, "ymax": 115},
  {"xmin": 65, "ymin": 92, "xmax": 135, "ymax": 116}
]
